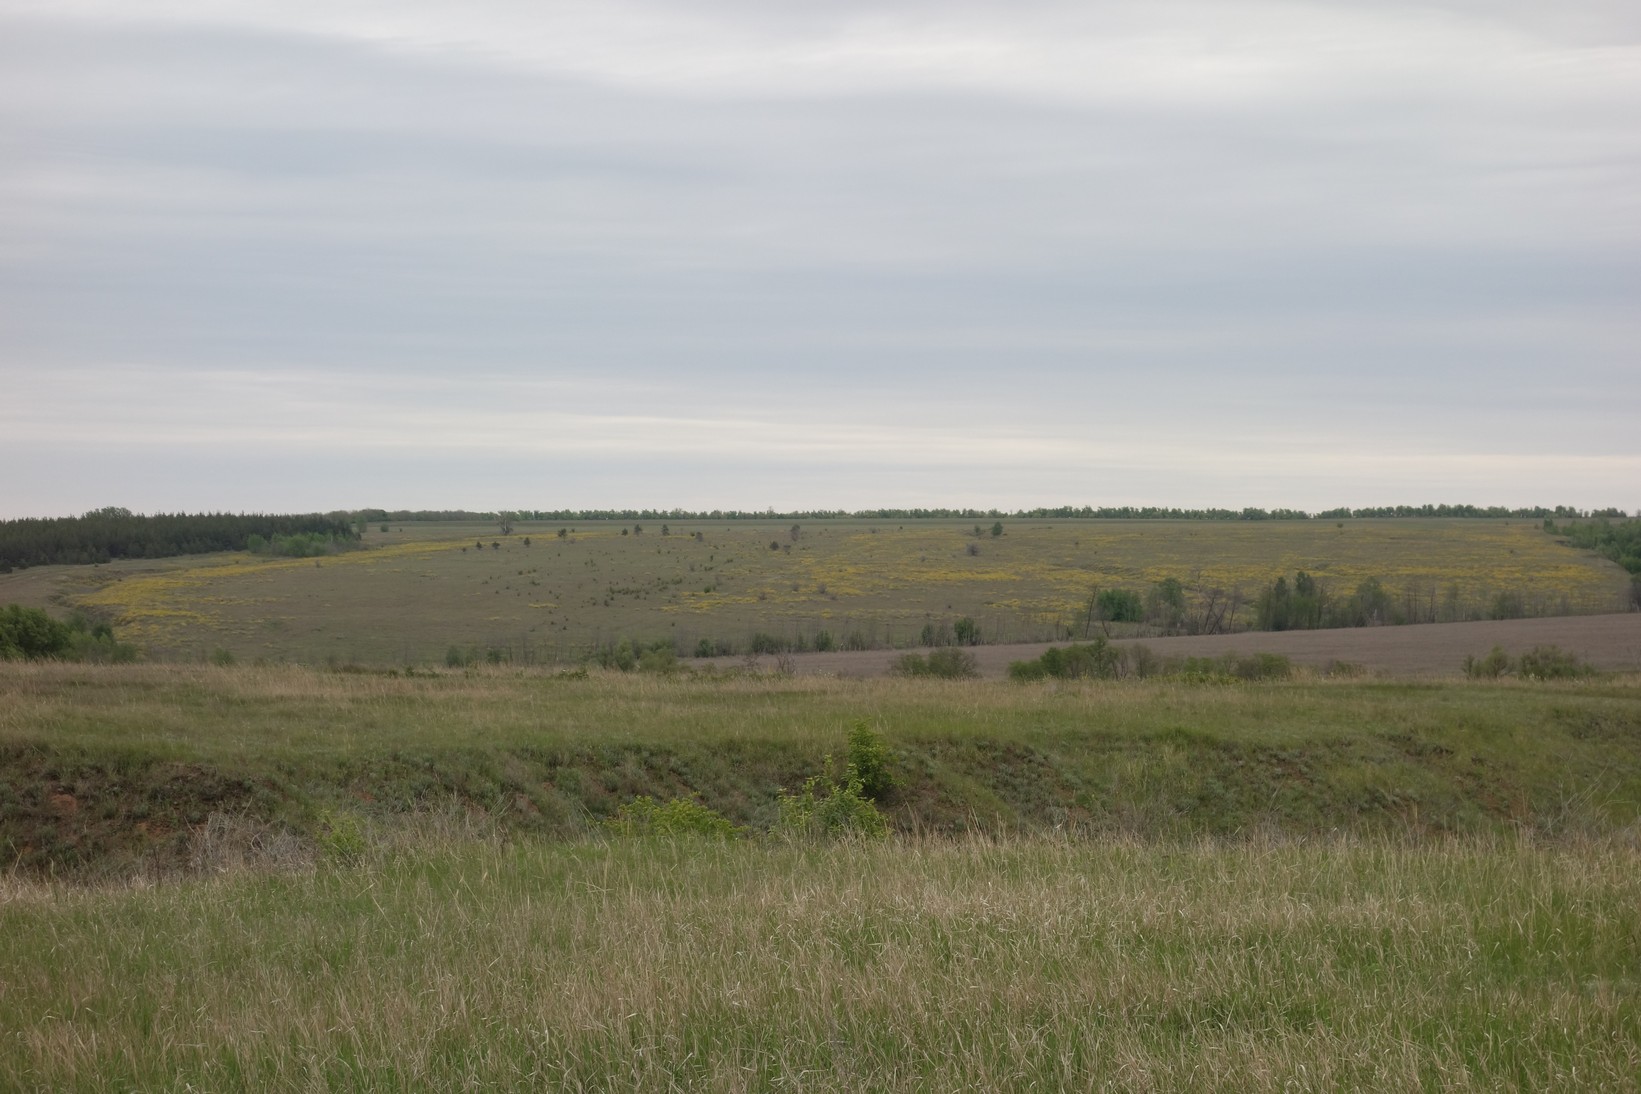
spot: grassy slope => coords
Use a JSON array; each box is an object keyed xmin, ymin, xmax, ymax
[
  {"xmin": 5, "ymin": 517, "xmax": 1625, "ymax": 665},
  {"xmin": 4, "ymin": 663, "xmax": 1639, "ymax": 876}
]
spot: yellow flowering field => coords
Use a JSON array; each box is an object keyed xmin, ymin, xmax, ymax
[{"xmin": 13, "ymin": 517, "xmax": 1628, "ymax": 665}]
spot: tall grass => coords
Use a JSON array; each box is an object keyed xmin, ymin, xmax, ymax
[{"xmin": 3, "ymin": 833, "xmax": 1638, "ymax": 1091}]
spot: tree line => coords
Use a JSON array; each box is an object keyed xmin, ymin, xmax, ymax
[
  {"xmin": 0, "ymin": 508, "xmax": 358, "ymax": 572},
  {"xmin": 367, "ymin": 503, "xmax": 1629, "ymax": 525}
]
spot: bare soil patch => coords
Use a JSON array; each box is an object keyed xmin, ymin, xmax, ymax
[{"xmin": 728, "ymin": 613, "xmax": 1641, "ymax": 679}]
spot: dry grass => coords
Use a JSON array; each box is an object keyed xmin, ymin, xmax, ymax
[
  {"xmin": 3, "ymin": 833, "xmax": 1638, "ymax": 1091},
  {"xmin": 3, "ymin": 517, "xmax": 1625, "ymax": 666}
]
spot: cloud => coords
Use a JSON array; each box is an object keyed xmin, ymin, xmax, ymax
[{"xmin": 1, "ymin": 2, "xmax": 1638, "ymax": 515}]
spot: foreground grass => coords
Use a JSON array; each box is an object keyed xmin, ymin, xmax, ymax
[
  {"xmin": 3, "ymin": 834, "xmax": 1637, "ymax": 1091},
  {"xmin": 5, "ymin": 664, "xmax": 1641, "ymax": 875}
]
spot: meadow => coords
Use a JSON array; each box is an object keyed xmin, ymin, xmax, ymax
[
  {"xmin": 4, "ymin": 659, "xmax": 1641, "ymax": 1089},
  {"xmin": 5, "ymin": 517, "xmax": 1627, "ymax": 667},
  {"xmin": 4, "ymin": 834, "xmax": 1638, "ymax": 1091}
]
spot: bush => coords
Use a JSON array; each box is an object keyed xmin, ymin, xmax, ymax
[
  {"xmin": 1516, "ymin": 645, "xmax": 1593, "ymax": 680},
  {"xmin": 318, "ymin": 808, "xmax": 367, "ymax": 864},
  {"xmin": 209, "ymin": 647, "xmax": 236, "ymax": 667},
  {"xmin": 0, "ymin": 604, "xmax": 71, "ymax": 660},
  {"xmin": 1463, "ymin": 646, "xmax": 1512, "ymax": 679},
  {"xmin": 892, "ymin": 648, "xmax": 979, "ymax": 679},
  {"xmin": 1096, "ymin": 588, "xmax": 1144, "ymax": 624},
  {"xmin": 607, "ymin": 796, "xmax": 740, "ymax": 839},
  {"xmin": 749, "ymin": 632, "xmax": 786, "ymax": 655},
  {"xmin": 638, "ymin": 645, "xmax": 678, "ymax": 674},
  {"xmin": 813, "ymin": 629, "xmax": 835, "ymax": 652},
  {"xmin": 1009, "ymin": 638, "xmax": 1121, "ymax": 681},
  {"xmin": 847, "ymin": 720, "xmax": 895, "ymax": 800},
  {"xmin": 776, "ymin": 771, "xmax": 887, "ymax": 840}
]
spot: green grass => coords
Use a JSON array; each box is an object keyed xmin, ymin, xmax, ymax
[
  {"xmin": 5, "ymin": 663, "xmax": 1640, "ymax": 876},
  {"xmin": 4, "ymin": 517, "xmax": 1626, "ymax": 665},
  {"xmin": 3, "ymin": 834, "xmax": 1638, "ymax": 1091}
]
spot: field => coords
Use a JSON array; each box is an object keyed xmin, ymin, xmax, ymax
[
  {"xmin": 5, "ymin": 516, "xmax": 1639, "ymax": 1090},
  {"xmin": 4, "ymin": 518, "xmax": 1629, "ymax": 667},
  {"xmin": 5, "ymin": 834, "xmax": 1639, "ymax": 1091},
  {"xmin": 3, "ymin": 663, "xmax": 1641, "ymax": 1090}
]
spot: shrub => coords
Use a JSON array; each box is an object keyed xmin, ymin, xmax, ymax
[
  {"xmin": 0, "ymin": 604, "xmax": 71, "ymax": 660},
  {"xmin": 952, "ymin": 616, "xmax": 979, "ymax": 646},
  {"xmin": 1010, "ymin": 638, "xmax": 1122, "ymax": 682},
  {"xmin": 1096, "ymin": 588, "xmax": 1144, "ymax": 624},
  {"xmin": 209, "ymin": 647, "xmax": 236, "ymax": 667},
  {"xmin": 638, "ymin": 645, "xmax": 678, "ymax": 674},
  {"xmin": 1127, "ymin": 643, "xmax": 1162, "ymax": 678},
  {"xmin": 1463, "ymin": 646, "xmax": 1512, "ymax": 679},
  {"xmin": 813, "ymin": 629, "xmax": 835, "ymax": 652},
  {"xmin": 847, "ymin": 720, "xmax": 895, "ymax": 800},
  {"xmin": 776, "ymin": 771, "xmax": 887, "ymax": 840},
  {"xmin": 607, "ymin": 796, "xmax": 740, "ymax": 840},
  {"xmin": 1516, "ymin": 645, "xmax": 1592, "ymax": 680},
  {"xmin": 749, "ymin": 632, "xmax": 786, "ymax": 655},
  {"xmin": 318, "ymin": 808, "xmax": 367, "ymax": 865}
]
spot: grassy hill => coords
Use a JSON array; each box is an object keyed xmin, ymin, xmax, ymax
[
  {"xmin": 5, "ymin": 662, "xmax": 1638, "ymax": 878},
  {"xmin": 3, "ymin": 517, "xmax": 1627, "ymax": 667}
]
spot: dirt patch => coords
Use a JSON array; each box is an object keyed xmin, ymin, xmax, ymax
[{"xmin": 715, "ymin": 613, "xmax": 1641, "ymax": 679}]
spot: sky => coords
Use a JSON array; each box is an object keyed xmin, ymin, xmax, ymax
[{"xmin": 2, "ymin": 1, "xmax": 1638, "ymax": 518}]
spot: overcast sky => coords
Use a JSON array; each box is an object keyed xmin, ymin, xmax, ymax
[{"xmin": 3, "ymin": 1, "xmax": 1638, "ymax": 518}]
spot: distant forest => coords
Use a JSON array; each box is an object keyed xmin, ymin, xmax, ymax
[
  {"xmin": 368, "ymin": 503, "xmax": 1627, "ymax": 524},
  {"xmin": 0, "ymin": 509, "xmax": 357, "ymax": 572}
]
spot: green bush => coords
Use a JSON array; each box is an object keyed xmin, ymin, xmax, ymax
[
  {"xmin": 1463, "ymin": 646, "xmax": 1512, "ymax": 679},
  {"xmin": 607, "ymin": 796, "xmax": 740, "ymax": 839},
  {"xmin": 847, "ymin": 720, "xmax": 895, "ymax": 800},
  {"xmin": 1096, "ymin": 588, "xmax": 1144, "ymax": 624},
  {"xmin": 0, "ymin": 604, "xmax": 71, "ymax": 660},
  {"xmin": 638, "ymin": 646, "xmax": 678, "ymax": 674},
  {"xmin": 1009, "ymin": 638, "xmax": 1120, "ymax": 681},
  {"xmin": 1516, "ymin": 645, "xmax": 1592, "ymax": 680},
  {"xmin": 776, "ymin": 771, "xmax": 887, "ymax": 840},
  {"xmin": 318, "ymin": 808, "xmax": 367, "ymax": 864}
]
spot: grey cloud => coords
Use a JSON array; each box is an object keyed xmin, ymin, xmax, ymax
[{"xmin": 2, "ymin": 3, "xmax": 1637, "ymax": 515}]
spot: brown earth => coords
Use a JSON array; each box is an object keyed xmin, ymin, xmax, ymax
[{"xmin": 715, "ymin": 613, "xmax": 1641, "ymax": 679}]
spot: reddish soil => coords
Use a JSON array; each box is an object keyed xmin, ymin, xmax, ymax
[{"xmin": 716, "ymin": 613, "xmax": 1641, "ymax": 679}]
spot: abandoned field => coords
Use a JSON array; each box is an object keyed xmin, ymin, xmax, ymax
[
  {"xmin": 3, "ymin": 663, "xmax": 1641, "ymax": 1089},
  {"xmin": 4, "ymin": 515, "xmax": 1640, "ymax": 1090},
  {"xmin": 3, "ymin": 517, "xmax": 1629, "ymax": 668}
]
